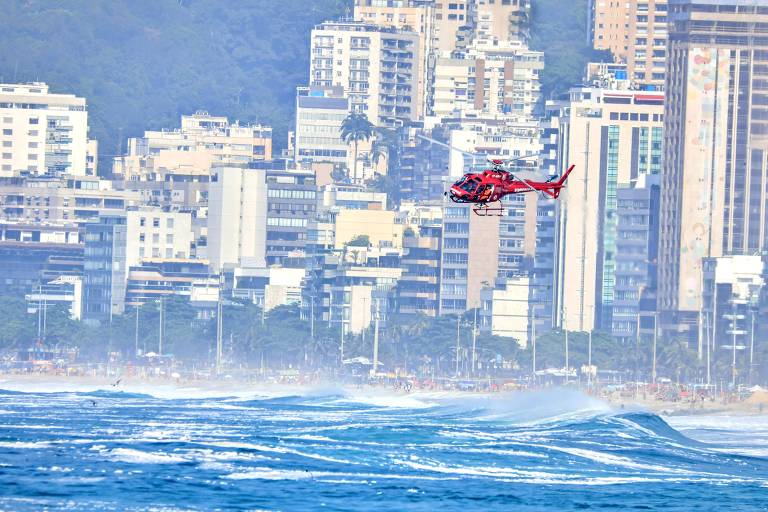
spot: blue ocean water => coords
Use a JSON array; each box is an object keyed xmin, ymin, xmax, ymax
[{"xmin": 0, "ymin": 384, "xmax": 766, "ymax": 511}]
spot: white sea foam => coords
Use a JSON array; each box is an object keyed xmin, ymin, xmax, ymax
[
  {"xmin": 544, "ymin": 445, "xmax": 691, "ymax": 474},
  {"xmin": 393, "ymin": 458, "xmax": 570, "ymax": 480},
  {"xmin": 203, "ymin": 440, "xmax": 352, "ymax": 464},
  {"xmin": 108, "ymin": 447, "xmax": 187, "ymax": 464},
  {"xmin": 0, "ymin": 440, "xmax": 51, "ymax": 449},
  {"xmin": 223, "ymin": 467, "xmax": 319, "ymax": 480},
  {"xmin": 332, "ymin": 394, "xmax": 437, "ymax": 409}
]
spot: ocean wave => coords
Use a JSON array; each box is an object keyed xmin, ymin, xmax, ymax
[{"xmin": 106, "ymin": 447, "xmax": 188, "ymax": 464}]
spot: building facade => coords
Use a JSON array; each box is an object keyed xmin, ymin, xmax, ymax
[
  {"xmin": 433, "ymin": 39, "xmax": 543, "ymax": 119},
  {"xmin": 551, "ymin": 84, "xmax": 664, "ymax": 332},
  {"xmin": 265, "ymin": 168, "xmax": 317, "ymax": 265},
  {"xmin": 0, "ymin": 175, "xmax": 140, "ymax": 225},
  {"xmin": 309, "ymin": 21, "xmax": 421, "ymax": 127},
  {"xmin": 611, "ymin": 175, "xmax": 660, "ymax": 342},
  {"xmin": 476, "ymin": 0, "xmax": 531, "ymax": 44},
  {"xmin": 589, "ymin": 0, "xmax": 669, "ymax": 89},
  {"xmin": 294, "ymin": 86, "xmax": 350, "ymax": 167},
  {"xmin": 658, "ymin": 1, "xmax": 768, "ymax": 337},
  {"xmin": 207, "ymin": 166, "xmax": 268, "ymax": 272},
  {"xmin": 0, "ymin": 82, "xmax": 97, "ymax": 177},
  {"xmin": 113, "ymin": 112, "xmax": 272, "ymax": 181}
]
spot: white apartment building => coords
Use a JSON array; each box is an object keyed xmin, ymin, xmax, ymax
[
  {"xmin": 207, "ymin": 166, "xmax": 268, "ymax": 272},
  {"xmin": 113, "ymin": 112, "xmax": 272, "ymax": 180},
  {"xmin": 551, "ymin": 84, "xmax": 664, "ymax": 332},
  {"xmin": 480, "ymin": 276, "xmax": 532, "ymax": 346},
  {"xmin": 310, "ymin": 21, "xmax": 421, "ymax": 127},
  {"xmin": 353, "ymin": 0, "xmax": 435, "ymax": 119},
  {"xmin": 125, "ymin": 208, "xmax": 194, "ymax": 268},
  {"xmin": 433, "ymin": 39, "xmax": 543, "ymax": 119},
  {"xmin": 0, "ymin": 82, "xmax": 97, "ymax": 177},
  {"xmin": 294, "ymin": 85, "xmax": 350, "ymax": 166}
]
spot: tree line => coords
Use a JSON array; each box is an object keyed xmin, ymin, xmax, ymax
[{"xmin": 2, "ymin": 292, "xmax": 765, "ymax": 384}]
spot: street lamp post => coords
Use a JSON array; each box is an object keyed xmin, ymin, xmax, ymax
[
  {"xmin": 531, "ymin": 304, "xmax": 537, "ymax": 385},
  {"xmin": 749, "ymin": 309, "xmax": 755, "ymax": 386},
  {"xmin": 651, "ymin": 313, "xmax": 658, "ymax": 384},
  {"xmin": 471, "ymin": 308, "xmax": 478, "ymax": 377},
  {"xmin": 731, "ymin": 300, "xmax": 737, "ymax": 390},
  {"xmin": 134, "ymin": 305, "xmax": 140, "ymax": 358},
  {"xmin": 455, "ymin": 315, "xmax": 461, "ymax": 377}
]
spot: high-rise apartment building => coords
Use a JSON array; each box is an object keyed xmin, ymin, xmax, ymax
[
  {"xmin": 550, "ymin": 84, "xmax": 664, "ymax": 332},
  {"xmin": 658, "ymin": 1, "xmax": 768, "ymax": 336},
  {"xmin": 0, "ymin": 83, "xmax": 97, "ymax": 177},
  {"xmin": 294, "ymin": 86, "xmax": 350, "ymax": 167},
  {"xmin": 113, "ymin": 112, "xmax": 272, "ymax": 180},
  {"xmin": 354, "ymin": 0, "xmax": 435, "ymax": 118},
  {"xmin": 309, "ymin": 21, "xmax": 421, "ymax": 127},
  {"xmin": 265, "ymin": 168, "xmax": 317, "ymax": 265},
  {"xmin": 83, "ymin": 215, "xmax": 127, "ymax": 323},
  {"xmin": 433, "ymin": 40, "xmax": 543, "ymax": 119},
  {"xmin": 398, "ymin": 219, "xmax": 442, "ymax": 317},
  {"xmin": 612, "ymin": 175, "xmax": 660, "ymax": 342},
  {"xmin": 207, "ymin": 166, "xmax": 268, "ymax": 272},
  {"xmin": 590, "ymin": 0, "xmax": 669, "ymax": 89},
  {"xmin": 439, "ymin": 201, "xmax": 499, "ymax": 315},
  {"xmin": 434, "ymin": 0, "xmax": 474, "ymax": 55},
  {"xmin": 82, "ymin": 207, "xmax": 195, "ymax": 323},
  {"xmin": 476, "ymin": 0, "xmax": 531, "ymax": 44}
]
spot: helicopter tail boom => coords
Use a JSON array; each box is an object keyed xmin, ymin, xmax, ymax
[{"xmin": 548, "ymin": 165, "xmax": 575, "ymax": 198}]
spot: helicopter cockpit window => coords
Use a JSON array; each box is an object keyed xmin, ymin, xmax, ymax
[{"xmin": 460, "ymin": 179, "xmax": 479, "ymax": 194}]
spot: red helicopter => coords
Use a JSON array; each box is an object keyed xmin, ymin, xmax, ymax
[
  {"xmin": 448, "ymin": 159, "xmax": 575, "ymax": 216},
  {"xmin": 416, "ymin": 133, "xmax": 575, "ymax": 216}
]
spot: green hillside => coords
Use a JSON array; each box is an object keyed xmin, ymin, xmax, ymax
[
  {"xmin": 0, "ymin": 0, "xmax": 347, "ymax": 164},
  {"xmin": 531, "ymin": 0, "xmax": 610, "ymax": 101}
]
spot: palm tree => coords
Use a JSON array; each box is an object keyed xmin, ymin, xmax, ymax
[
  {"xmin": 340, "ymin": 112, "xmax": 375, "ymax": 182},
  {"xmin": 368, "ymin": 127, "xmax": 402, "ymax": 207},
  {"xmin": 370, "ymin": 127, "xmax": 398, "ymax": 166},
  {"xmin": 660, "ymin": 337, "xmax": 699, "ymax": 383}
]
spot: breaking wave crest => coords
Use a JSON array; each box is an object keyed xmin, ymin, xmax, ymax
[{"xmin": 0, "ymin": 382, "xmax": 766, "ymax": 510}]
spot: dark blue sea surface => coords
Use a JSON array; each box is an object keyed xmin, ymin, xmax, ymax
[{"xmin": 0, "ymin": 383, "xmax": 766, "ymax": 511}]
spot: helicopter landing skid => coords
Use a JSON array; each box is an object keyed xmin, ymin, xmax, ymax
[{"xmin": 472, "ymin": 203, "xmax": 504, "ymax": 217}]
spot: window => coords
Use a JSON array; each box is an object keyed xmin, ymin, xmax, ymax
[
  {"xmin": 166, "ymin": 248, "xmax": 173, "ymax": 258},
  {"xmin": 166, "ymin": 234, "xmax": 174, "ymax": 244},
  {"xmin": 28, "ymin": 142, "xmax": 38, "ymax": 148},
  {"xmin": 2, "ymin": 153, "xmax": 11, "ymax": 159},
  {"xmin": 140, "ymin": 217, "xmax": 146, "ymax": 227},
  {"xmin": 166, "ymin": 218, "xmax": 174, "ymax": 229},
  {"xmin": 2, "ymin": 141, "xmax": 10, "ymax": 147},
  {"xmin": 139, "ymin": 233, "xmax": 145, "ymax": 242},
  {"xmin": 28, "ymin": 130, "xmax": 38, "ymax": 136},
  {"xmin": 29, "ymin": 118, "xmax": 39, "ymax": 125},
  {"xmin": 2, "ymin": 129, "xmax": 11, "ymax": 136},
  {"xmin": 153, "ymin": 218, "xmax": 160, "ymax": 228},
  {"xmin": 152, "ymin": 233, "xmax": 160, "ymax": 244},
  {"xmin": 28, "ymin": 154, "xmax": 37, "ymax": 160}
]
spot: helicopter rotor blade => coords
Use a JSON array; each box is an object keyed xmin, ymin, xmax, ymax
[{"xmin": 415, "ymin": 133, "xmax": 481, "ymax": 159}]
